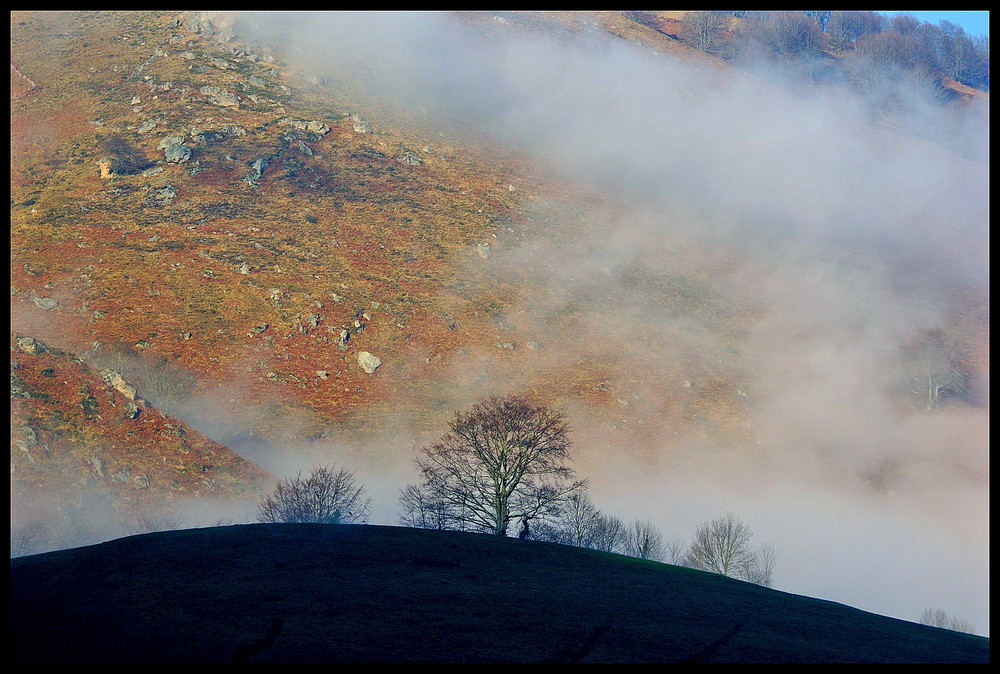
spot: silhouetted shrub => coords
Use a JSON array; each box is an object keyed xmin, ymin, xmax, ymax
[
  {"xmin": 257, "ymin": 464, "xmax": 372, "ymax": 524},
  {"xmin": 98, "ymin": 133, "xmax": 153, "ymax": 175}
]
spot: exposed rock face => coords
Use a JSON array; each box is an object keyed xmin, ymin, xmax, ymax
[
  {"xmin": 157, "ymin": 135, "xmax": 185, "ymax": 150},
  {"xmin": 351, "ymin": 115, "xmax": 372, "ymax": 134},
  {"xmin": 244, "ymin": 157, "xmax": 270, "ymax": 186},
  {"xmin": 32, "ymin": 297, "xmax": 59, "ymax": 311},
  {"xmin": 100, "ymin": 370, "xmax": 137, "ymax": 400},
  {"xmin": 200, "ymin": 85, "xmax": 239, "ymax": 107},
  {"xmin": 16, "ymin": 336, "xmax": 44, "ymax": 354},
  {"xmin": 158, "ymin": 136, "xmax": 192, "ymax": 163},
  {"xmin": 357, "ymin": 351, "xmax": 382, "ymax": 374},
  {"xmin": 165, "ymin": 145, "xmax": 192, "ymax": 163},
  {"xmin": 278, "ymin": 118, "xmax": 331, "ymax": 135}
]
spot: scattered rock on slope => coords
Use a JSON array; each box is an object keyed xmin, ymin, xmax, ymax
[{"xmin": 357, "ymin": 351, "xmax": 382, "ymax": 374}]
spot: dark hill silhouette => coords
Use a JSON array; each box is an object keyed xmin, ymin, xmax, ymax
[{"xmin": 9, "ymin": 524, "xmax": 989, "ymax": 663}]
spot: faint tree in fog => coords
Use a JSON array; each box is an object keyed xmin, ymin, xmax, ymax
[
  {"xmin": 845, "ymin": 30, "xmax": 952, "ymax": 110},
  {"xmin": 625, "ymin": 518, "xmax": 665, "ymax": 561},
  {"xmin": 410, "ymin": 395, "xmax": 585, "ymax": 537},
  {"xmin": 663, "ymin": 535, "xmax": 688, "ymax": 566},
  {"xmin": 10, "ymin": 519, "xmax": 48, "ymax": 558},
  {"xmin": 826, "ymin": 10, "xmax": 884, "ymax": 51},
  {"xmin": 919, "ymin": 608, "xmax": 976, "ymax": 634},
  {"xmin": 589, "ymin": 513, "xmax": 628, "ymax": 554},
  {"xmin": 121, "ymin": 508, "xmax": 185, "ymax": 536},
  {"xmin": 680, "ymin": 11, "xmax": 732, "ymax": 56},
  {"xmin": 257, "ymin": 464, "xmax": 372, "ymax": 524},
  {"xmin": 685, "ymin": 513, "xmax": 754, "ymax": 577},
  {"xmin": 554, "ymin": 491, "xmax": 603, "ymax": 547},
  {"xmin": 907, "ymin": 338, "xmax": 967, "ymax": 411},
  {"xmin": 684, "ymin": 513, "xmax": 777, "ymax": 586},
  {"xmin": 733, "ymin": 11, "xmax": 825, "ymax": 61},
  {"xmin": 398, "ymin": 483, "xmax": 459, "ymax": 530},
  {"xmin": 84, "ymin": 342, "xmax": 196, "ymax": 414},
  {"xmin": 739, "ymin": 541, "xmax": 778, "ymax": 588}
]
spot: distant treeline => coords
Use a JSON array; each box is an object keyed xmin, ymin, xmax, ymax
[{"xmin": 627, "ymin": 11, "xmax": 988, "ymax": 96}]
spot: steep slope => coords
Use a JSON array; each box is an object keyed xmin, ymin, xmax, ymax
[
  {"xmin": 9, "ymin": 524, "xmax": 990, "ymax": 663},
  {"xmin": 9, "ymin": 10, "xmax": 776, "ymax": 467},
  {"xmin": 11, "ymin": 333, "xmax": 272, "ymax": 554},
  {"xmin": 10, "ymin": 10, "xmax": 554, "ymax": 447}
]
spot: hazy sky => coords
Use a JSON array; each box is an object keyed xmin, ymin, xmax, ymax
[{"xmin": 237, "ymin": 10, "xmax": 990, "ymax": 636}]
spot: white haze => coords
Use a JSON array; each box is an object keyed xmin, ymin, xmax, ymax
[
  {"xmin": 14, "ymin": 11, "xmax": 978, "ymax": 636},
  {"xmin": 230, "ymin": 12, "xmax": 990, "ymax": 635}
]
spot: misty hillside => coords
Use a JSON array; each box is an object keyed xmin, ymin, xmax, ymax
[
  {"xmin": 10, "ymin": 11, "xmax": 989, "ymax": 635},
  {"xmin": 11, "ymin": 332, "xmax": 273, "ymax": 555},
  {"xmin": 9, "ymin": 524, "xmax": 990, "ymax": 663}
]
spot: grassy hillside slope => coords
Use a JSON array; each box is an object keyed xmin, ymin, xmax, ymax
[{"xmin": 9, "ymin": 524, "xmax": 989, "ymax": 663}]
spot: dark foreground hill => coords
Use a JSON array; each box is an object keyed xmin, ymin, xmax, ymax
[{"xmin": 9, "ymin": 524, "xmax": 989, "ymax": 663}]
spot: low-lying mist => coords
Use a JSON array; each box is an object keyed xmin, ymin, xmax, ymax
[
  {"xmin": 232, "ymin": 11, "xmax": 988, "ymax": 633},
  {"xmin": 13, "ymin": 11, "xmax": 986, "ymax": 637}
]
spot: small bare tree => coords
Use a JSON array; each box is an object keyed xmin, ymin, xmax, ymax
[
  {"xmin": 685, "ymin": 513, "xmax": 754, "ymax": 577},
  {"xmin": 739, "ymin": 541, "xmax": 779, "ymax": 588},
  {"xmin": 625, "ymin": 518, "xmax": 665, "ymax": 561},
  {"xmin": 398, "ymin": 483, "xmax": 457, "ymax": 530},
  {"xmin": 411, "ymin": 395, "xmax": 585, "ymax": 536},
  {"xmin": 908, "ymin": 338, "xmax": 967, "ymax": 411},
  {"xmin": 121, "ymin": 508, "xmax": 185, "ymax": 536},
  {"xmin": 663, "ymin": 535, "xmax": 689, "ymax": 566},
  {"xmin": 681, "ymin": 11, "xmax": 732, "ymax": 56},
  {"xmin": 685, "ymin": 513, "xmax": 777, "ymax": 586},
  {"xmin": 919, "ymin": 608, "xmax": 976, "ymax": 634},
  {"xmin": 555, "ymin": 491, "xmax": 603, "ymax": 547},
  {"xmin": 257, "ymin": 464, "xmax": 372, "ymax": 524},
  {"xmin": 589, "ymin": 513, "xmax": 628, "ymax": 554}
]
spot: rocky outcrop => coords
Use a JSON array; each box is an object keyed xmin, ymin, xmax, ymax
[
  {"xmin": 15, "ymin": 336, "xmax": 45, "ymax": 355},
  {"xmin": 32, "ymin": 297, "xmax": 59, "ymax": 311},
  {"xmin": 351, "ymin": 115, "xmax": 372, "ymax": 134},
  {"xmin": 100, "ymin": 370, "xmax": 137, "ymax": 400},
  {"xmin": 158, "ymin": 135, "xmax": 192, "ymax": 163},
  {"xmin": 243, "ymin": 157, "xmax": 270, "ymax": 186},
  {"xmin": 357, "ymin": 351, "xmax": 382, "ymax": 374},
  {"xmin": 277, "ymin": 118, "xmax": 331, "ymax": 135},
  {"xmin": 200, "ymin": 85, "xmax": 239, "ymax": 107},
  {"xmin": 398, "ymin": 150, "xmax": 423, "ymax": 166}
]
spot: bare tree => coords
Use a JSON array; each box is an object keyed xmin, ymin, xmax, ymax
[
  {"xmin": 684, "ymin": 513, "xmax": 777, "ymax": 586},
  {"xmin": 919, "ymin": 608, "xmax": 976, "ymax": 634},
  {"xmin": 555, "ymin": 491, "xmax": 603, "ymax": 547},
  {"xmin": 739, "ymin": 541, "xmax": 779, "ymax": 588},
  {"xmin": 121, "ymin": 508, "xmax": 185, "ymax": 536},
  {"xmin": 685, "ymin": 513, "xmax": 755, "ymax": 577},
  {"xmin": 257, "ymin": 464, "xmax": 372, "ymax": 524},
  {"xmin": 827, "ymin": 11, "xmax": 884, "ymax": 51},
  {"xmin": 10, "ymin": 519, "xmax": 49, "ymax": 558},
  {"xmin": 907, "ymin": 338, "xmax": 967, "ymax": 411},
  {"xmin": 681, "ymin": 11, "xmax": 732, "ymax": 56},
  {"xmin": 397, "ymin": 483, "xmax": 458, "ymax": 530},
  {"xmin": 411, "ymin": 395, "xmax": 585, "ymax": 536},
  {"xmin": 733, "ymin": 11, "xmax": 825, "ymax": 61},
  {"xmin": 625, "ymin": 518, "xmax": 665, "ymax": 561},
  {"xmin": 663, "ymin": 535, "xmax": 689, "ymax": 566},
  {"xmin": 589, "ymin": 512, "xmax": 628, "ymax": 554}
]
